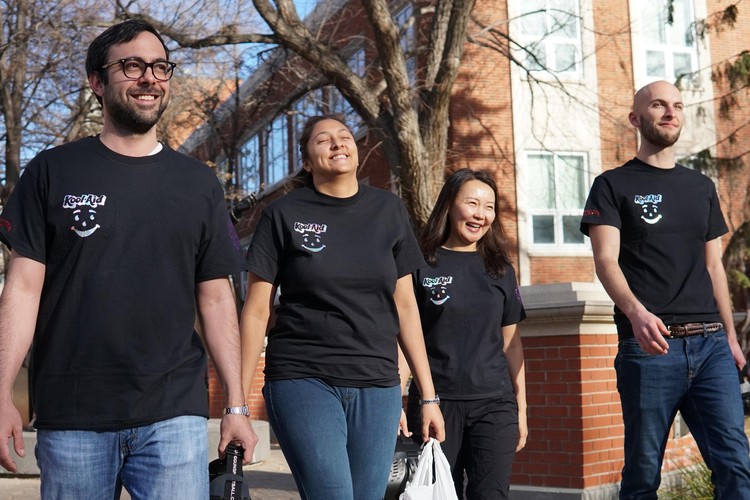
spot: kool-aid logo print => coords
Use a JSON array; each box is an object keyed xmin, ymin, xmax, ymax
[
  {"xmin": 63, "ymin": 194, "xmax": 107, "ymax": 238},
  {"xmin": 422, "ymin": 276, "xmax": 453, "ymax": 305},
  {"xmin": 634, "ymin": 194, "xmax": 663, "ymax": 225},
  {"xmin": 294, "ymin": 222, "xmax": 327, "ymax": 253}
]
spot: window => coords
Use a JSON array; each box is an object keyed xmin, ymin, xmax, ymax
[
  {"xmin": 527, "ymin": 152, "xmax": 587, "ymax": 246},
  {"xmin": 349, "ymin": 47, "xmax": 366, "ymax": 78},
  {"xmin": 265, "ymin": 114, "xmax": 290, "ymax": 186},
  {"xmin": 640, "ymin": 0, "xmax": 697, "ymax": 82},
  {"xmin": 238, "ymin": 135, "xmax": 260, "ymax": 194},
  {"xmin": 518, "ymin": 0, "xmax": 582, "ymax": 77},
  {"xmin": 393, "ymin": 3, "xmax": 416, "ymax": 83}
]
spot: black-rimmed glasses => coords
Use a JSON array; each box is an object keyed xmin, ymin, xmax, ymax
[{"xmin": 100, "ymin": 57, "xmax": 177, "ymax": 81}]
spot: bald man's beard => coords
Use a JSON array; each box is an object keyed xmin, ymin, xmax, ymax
[{"xmin": 639, "ymin": 117, "xmax": 681, "ymax": 148}]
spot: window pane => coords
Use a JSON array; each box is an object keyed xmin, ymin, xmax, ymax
[
  {"xmin": 533, "ymin": 215, "xmax": 555, "ymax": 243},
  {"xmin": 240, "ymin": 135, "xmax": 260, "ymax": 193},
  {"xmin": 646, "ymin": 50, "xmax": 666, "ymax": 77},
  {"xmin": 556, "ymin": 155, "xmax": 585, "ymax": 209},
  {"xmin": 554, "ymin": 43, "xmax": 577, "ymax": 72},
  {"xmin": 524, "ymin": 44, "xmax": 546, "ymax": 71},
  {"xmin": 549, "ymin": 0, "xmax": 578, "ymax": 39},
  {"xmin": 642, "ymin": 0, "xmax": 667, "ymax": 44},
  {"xmin": 671, "ymin": 0, "xmax": 694, "ymax": 47},
  {"xmin": 528, "ymin": 154, "xmax": 555, "ymax": 209},
  {"xmin": 349, "ymin": 48, "xmax": 366, "ymax": 77},
  {"xmin": 562, "ymin": 215, "xmax": 584, "ymax": 243},
  {"xmin": 520, "ymin": 0, "xmax": 546, "ymax": 36},
  {"xmin": 266, "ymin": 115, "xmax": 289, "ymax": 185},
  {"xmin": 673, "ymin": 52, "xmax": 692, "ymax": 77}
]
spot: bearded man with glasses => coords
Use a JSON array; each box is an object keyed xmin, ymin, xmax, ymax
[{"xmin": 0, "ymin": 19, "xmax": 257, "ymax": 499}]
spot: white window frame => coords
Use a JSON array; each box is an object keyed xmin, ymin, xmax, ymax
[
  {"xmin": 526, "ymin": 151, "xmax": 589, "ymax": 250},
  {"xmin": 638, "ymin": 0, "xmax": 699, "ymax": 85},
  {"xmin": 517, "ymin": 0, "xmax": 583, "ymax": 79}
]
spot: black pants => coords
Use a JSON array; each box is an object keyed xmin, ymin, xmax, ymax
[{"xmin": 407, "ymin": 393, "xmax": 519, "ymax": 500}]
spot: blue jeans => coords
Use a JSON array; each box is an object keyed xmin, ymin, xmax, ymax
[
  {"xmin": 36, "ymin": 415, "xmax": 208, "ymax": 500},
  {"xmin": 616, "ymin": 330, "xmax": 750, "ymax": 499},
  {"xmin": 264, "ymin": 378, "xmax": 402, "ymax": 500}
]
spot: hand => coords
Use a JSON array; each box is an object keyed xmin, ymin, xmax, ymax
[
  {"xmin": 516, "ymin": 410, "xmax": 528, "ymax": 452},
  {"xmin": 218, "ymin": 414, "xmax": 258, "ymax": 465},
  {"xmin": 727, "ymin": 336, "xmax": 747, "ymax": 371},
  {"xmin": 419, "ymin": 404, "xmax": 445, "ymax": 443},
  {"xmin": 628, "ymin": 309, "xmax": 669, "ymax": 355},
  {"xmin": 0, "ymin": 399, "xmax": 24, "ymax": 473},
  {"xmin": 398, "ymin": 409, "xmax": 411, "ymax": 437}
]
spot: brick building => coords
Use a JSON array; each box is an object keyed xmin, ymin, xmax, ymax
[{"xmin": 182, "ymin": 0, "xmax": 750, "ymax": 497}]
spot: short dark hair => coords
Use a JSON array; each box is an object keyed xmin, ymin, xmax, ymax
[
  {"xmin": 421, "ymin": 168, "xmax": 511, "ymax": 277},
  {"xmin": 86, "ymin": 19, "xmax": 169, "ymax": 84}
]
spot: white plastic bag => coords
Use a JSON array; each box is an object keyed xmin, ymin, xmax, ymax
[{"xmin": 399, "ymin": 438, "xmax": 459, "ymax": 500}]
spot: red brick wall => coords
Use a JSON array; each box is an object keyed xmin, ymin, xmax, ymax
[
  {"xmin": 529, "ymin": 256, "xmax": 596, "ymax": 284},
  {"xmin": 592, "ymin": 0, "xmax": 637, "ymax": 171},
  {"xmin": 706, "ymin": 0, "xmax": 750, "ymax": 237}
]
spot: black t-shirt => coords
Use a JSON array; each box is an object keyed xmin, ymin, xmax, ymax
[
  {"xmin": 246, "ymin": 184, "xmax": 425, "ymax": 387},
  {"xmin": 411, "ymin": 248, "xmax": 526, "ymax": 400},
  {"xmin": 580, "ymin": 158, "xmax": 727, "ymax": 336},
  {"xmin": 0, "ymin": 136, "xmax": 246, "ymax": 430}
]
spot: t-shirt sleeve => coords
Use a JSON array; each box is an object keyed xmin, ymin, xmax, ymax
[
  {"xmin": 580, "ymin": 174, "xmax": 621, "ymax": 236},
  {"xmin": 392, "ymin": 200, "xmax": 425, "ymax": 277},
  {"xmin": 501, "ymin": 266, "xmax": 526, "ymax": 326},
  {"xmin": 194, "ymin": 180, "xmax": 246, "ymax": 281},
  {"xmin": 706, "ymin": 183, "xmax": 728, "ymax": 241},
  {"xmin": 0, "ymin": 159, "xmax": 47, "ymax": 263},
  {"xmin": 245, "ymin": 208, "xmax": 282, "ymax": 284}
]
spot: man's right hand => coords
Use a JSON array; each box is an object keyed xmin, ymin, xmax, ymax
[
  {"xmin": 629, "ymin": 309, "xmax": 670, "ymax": 355},
  {"xmin": 0, "ymin": 399, "xmax": 25, "ymax": 472}
]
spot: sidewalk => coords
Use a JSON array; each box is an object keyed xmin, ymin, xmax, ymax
[{"xmin": 0, "ymin": 443, "xmax": 299, "ymax": 500}]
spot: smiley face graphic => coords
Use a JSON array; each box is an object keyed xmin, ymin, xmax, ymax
[
  {"xmin": 429, "ymin": 286, "xmax": 450, "ymax": 305},
  {"xmin": 640, "ymin": 203, "xmax": 662, "ymax": 224},
  {"xmin": 71, "ymin": 208, "xmax": 101, "ymax": 237},
  {"xmin": 301, "ymin": 231, "xmax": 326, "ymax": 253}
]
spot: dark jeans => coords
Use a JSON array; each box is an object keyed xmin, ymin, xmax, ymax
[
  {"xmin": 407, "ymin": 392, "xmax": 518, "ymax": 499},
  {"xmin": 616, "ymin": 330, "xmax": 750, "ymax": 499},
  {"xmin": 264, "ymin": 378, "xmax": 401, "ymax": 500}
]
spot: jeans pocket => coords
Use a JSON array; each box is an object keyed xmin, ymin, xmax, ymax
[{"xmin": 617, "ymin": 338, "xmax": 650, "ymax": 359}]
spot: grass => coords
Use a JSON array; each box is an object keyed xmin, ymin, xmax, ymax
[{"xmin": 660, "ymin": 417, "xmax": 750, "ymax": 499}]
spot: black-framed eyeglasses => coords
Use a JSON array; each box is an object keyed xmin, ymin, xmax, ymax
[{"xmin": 100, "ymin": 57, "xmax": 177, "ymax": 81}]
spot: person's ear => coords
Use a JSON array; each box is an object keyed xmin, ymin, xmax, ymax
[
  {"xmin": 628, "ymin": 111, "xmax": 640, "ymax": 128},
  {"xmin": 88, "ymin": 72, "xmax": 105, "ymax": 99}
]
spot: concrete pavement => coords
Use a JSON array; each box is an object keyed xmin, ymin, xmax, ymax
[{"xmin": 0, "ymin": 443, "xmax": 299, "ymax": 500}]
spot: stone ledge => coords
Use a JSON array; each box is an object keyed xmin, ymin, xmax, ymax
[{"xmin": 1, "ymin": 419, "xmax": 270, "ymax": 476}]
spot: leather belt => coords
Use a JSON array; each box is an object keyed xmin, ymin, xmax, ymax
[{"xmin": 666, "ymin": 322, "xmax": 723, "ymax": 338}]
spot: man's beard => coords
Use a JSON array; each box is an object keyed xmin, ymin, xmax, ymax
[
  {"xmin": 104, "ymin": 85, "xmax": 168, "ymax": 135},
  {"xmin": 639, "ymin": 117, "xmax": 681, "ymax": 148}
]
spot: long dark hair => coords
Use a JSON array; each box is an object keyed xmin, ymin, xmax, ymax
[
  {"xmin": 284, "ymin": 113, "xmax": 351, "ymax": 191},
  {"xmin": 421, "ymin": 168, "xmax": 511, "ymax": 277}
]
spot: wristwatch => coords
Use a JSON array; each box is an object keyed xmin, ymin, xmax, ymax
[
  {"xmin": 224, "ymin": 404, "xmax": 250, "ymax": 416},
  {"xmin": 419, "ymin": 395, "xmax": 440, "ymax": 406}
]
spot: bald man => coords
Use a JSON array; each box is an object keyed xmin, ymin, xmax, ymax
[{"xmin": 580, "ymin": 81, "xmax": 750, "ymax": 499}]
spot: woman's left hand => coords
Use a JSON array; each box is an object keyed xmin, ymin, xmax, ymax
[
  {"xmin": 516, "ymin": 411, "xmax": 528, "ymax": 452},
  {"xmin": 420, "ymin": 404, "xmax": 445, "ymax": 442}
]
